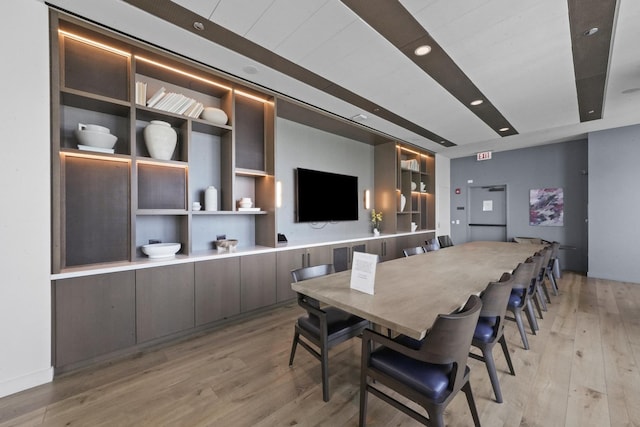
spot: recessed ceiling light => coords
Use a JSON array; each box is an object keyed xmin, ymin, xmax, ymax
[
  {"xmin": 242, "ymin": 65, "xmax": 258, "ymax": 75},
  {"xmin": 470, "ymin": 99, "xmax": 483, "ymax": 106},
  {"xmin": 588, "ymin": 110, "xmax": 595, "ymax": 114},
  {"xmin": 350, "ymin": 113, "xmax": 368, "ymax": 121},
  {"xmin": 499, "ymin": 127, "xmax": 510, "ymax": 132},
  {"xmin": 193, "ymin": 21, "xmax": 205, "ymax": 31},
  {"xmin": 583, "ymin": 27, "xmax": 599, "ymax": 36},
  {"xmin": 414, "ymin": 45, "xmax": 432, "ymax": 56}
]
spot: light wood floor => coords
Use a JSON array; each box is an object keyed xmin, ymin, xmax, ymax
[{"xmin": 1, "ymin": 272, "xmax": 639, "ymax": 426}]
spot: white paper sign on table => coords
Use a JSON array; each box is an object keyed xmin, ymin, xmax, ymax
[{"xmin": 350, "ymin": 251, "xmax": 378, "ymax": 295}]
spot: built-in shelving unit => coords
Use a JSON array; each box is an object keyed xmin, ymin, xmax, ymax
[{"xmin": 51, "ymin": 13, "xmax": 275, "ymax": 273}]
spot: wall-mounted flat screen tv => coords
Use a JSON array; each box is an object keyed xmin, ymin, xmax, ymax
[{"xmin": 295, "ymin": 168, "xmax": 359, "ymax": 222}]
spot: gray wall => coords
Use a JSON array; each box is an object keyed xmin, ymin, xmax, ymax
[
  {"xmin": 275, "ymin": 118, "xmax": 375, "ymax": 244},
  {"xmin": 588, "ymin": 124, "xmax": 640, "ymax": 283},
  {"xmin": 450, "ymin": 140, "xmax": 588, "ymax": 272}
]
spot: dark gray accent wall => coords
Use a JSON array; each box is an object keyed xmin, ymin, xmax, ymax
[
  {"xmin": 450, "ymin": 141, "xmax": 588, "ymax": 272},
  {"xmin": 588, "ymin": 124, "xmax": 640, "ymax": 283}
]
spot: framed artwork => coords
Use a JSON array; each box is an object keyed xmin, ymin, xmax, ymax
[{"xmin": 529, "ymin": 187, "xmax": 564, "ymax": 226}]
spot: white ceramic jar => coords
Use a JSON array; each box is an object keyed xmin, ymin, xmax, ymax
[
  {"xmin": 144, "ymin": 120, "xmax": 177, "ymax": 160},
  {"xmin": 205, "ymin": 186, "xmax": 218, "ymax": 211}
]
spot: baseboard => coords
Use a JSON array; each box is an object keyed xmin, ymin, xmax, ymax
[{"xmin": 0, "ymin": 366, "xmax": 53, "ymax": 398}]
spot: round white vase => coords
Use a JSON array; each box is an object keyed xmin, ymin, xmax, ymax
[
  {"xmin": 201, "ymin": 107, "xmax": 228, "ymax": 125},
  {"xmin": 205, "ymin": 186, "xmax": 218, "ymax": 211},
  {"xmin": 144, "ymin": 120, "xmax": 177, "ymax": 160}
]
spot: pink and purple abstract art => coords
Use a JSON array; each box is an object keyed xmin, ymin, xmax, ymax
[{"xmin": 529, "ymin": 188, "xmax": 564, "ymax": 226}]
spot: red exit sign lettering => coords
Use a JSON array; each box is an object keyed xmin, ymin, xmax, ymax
[{"xmin": 476, "ymin": 151, "xmax": 492, "ymax": 161}]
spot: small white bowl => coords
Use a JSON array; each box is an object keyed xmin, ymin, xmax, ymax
[
  {"xmin": 75, "ymin": 129, "xmax": 118, "ymax": 149},
  {"xmin": 142, "ymin": 242, "xmax": 181, "ymax": 259}
]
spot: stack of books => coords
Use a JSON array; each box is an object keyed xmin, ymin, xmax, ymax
[
  {"xmin": 138, "ymin": 84, "xmax": 205, "ymax": 118},
  {"xmin": 135, "ymin": 81, "xmax": 147, "ymax": 105}
]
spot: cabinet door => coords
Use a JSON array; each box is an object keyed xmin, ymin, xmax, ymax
[
  {"xmin": 307, "ymin": 245, "xmax": 332, "ymax": 266},
  {"xmin": 136, "ymin": 263, "xmax": 195, "ymax": 343},
  {"xmin": 195, "ymin": 257, "xmax": 241, "ymax": 326},
  {"xmin": 54, "ymin": 271, "xmax": 135, "ymax": 368},
  {"xmin": 276, "ymin": 248, "xmax": 306, "ymax": 302},
  {"xmin": 240, "ymin": 252, "xmax": 276, "ymax": 312}
]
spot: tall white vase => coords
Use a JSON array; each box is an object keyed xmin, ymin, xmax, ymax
[
  {"xmin": 205, "ymin": 186, "xmax": 218, "ymax": 211},
  {"xmin": 400, "ymin": 194, "xmax": 407, "ymax": 212}
]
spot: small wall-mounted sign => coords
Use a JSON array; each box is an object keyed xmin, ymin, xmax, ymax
[{"xmin": 476, "ymin": 151, "xmax": 492, "ymax": 161}]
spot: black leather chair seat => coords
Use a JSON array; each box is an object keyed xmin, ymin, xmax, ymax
[
  {"xmin": 370, "ymin": 346, "xmax": 455, "ymax": 401},
  {"xmin": 298, "ymin": 307, "xmax": 368, "ymax": 340},
  {"xmin": 473, "ymin": 316, "xmax": 498, "ymax": 343}
]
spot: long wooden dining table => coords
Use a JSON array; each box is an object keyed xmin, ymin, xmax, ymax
[{"xmin": 291, "ymin": 241, "xmax": 544, "ymax": 340}]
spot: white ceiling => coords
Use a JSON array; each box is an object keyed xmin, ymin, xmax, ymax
[{"xmin": 46, "ymin": 0, "xmax": 640, "ymax": 158}]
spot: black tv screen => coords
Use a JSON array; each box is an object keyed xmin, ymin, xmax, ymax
[{"xmin": 295, "ymin": 168, "xmax": 359, "ymax": 222}]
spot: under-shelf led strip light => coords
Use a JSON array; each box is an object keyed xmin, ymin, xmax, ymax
[
  {"xmin": 137, "ymin": 159, "xmax": 188, "ymax": 169},
  {"xmin": 61, "ymin": 152, "xmax": 130, "ymax": 163},
  {"xmin": 135, "ymin": 55, "xmax": 232, "ymax": 91},
  {"xmin": 235, "ymin": 89, "xmax": 271, "ymax": 104},
  {"xmin": 58, "ymin": 30, "xmax": 131, "ymax": 57}
]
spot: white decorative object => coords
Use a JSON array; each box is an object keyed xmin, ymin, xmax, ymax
[
  {"xmin": 238, "ymin": 197, "xmax": 253, "ymax": 208},
  {"xmin": 411, "ymin": 181, "xmax": 417, "ymax": 191},
  {"xmin": 192, "ymin": 202, "xmax": 201, "ymax": 211},
  {"xmin": 141, "ymin": 242, "xmax": 181, "ymax": 259},
  {"xmin": 400, "ymin": 194, "xmax": 407, "ymax": 212},
  {"xmin": 373, "ymin": 228, "xmax": 380, "ymax": 237},
  {"xmin": 205, "ymin": 186, "xmax": 218, "ymax": 211},
  {"xmin": 420, "ymin": 181, "xmax": 426, "ymax": 192},
  {"xmin": 144, "ymin": 120, "xmax": 177, "ymax": 160},
  {"xmin": 411, "ymin": 222, "xmax": 418, "ymax": 232},
  {"xmin": 201, "ymin": 107, "xmax": 228, "ymax": 125},
  {"xmin": 75, "ymin": 123, "xmax": 117, "ymax": 149},
  {"xmin": 215, "ymin": 239, "xmax": 238, "ymax": 252}
]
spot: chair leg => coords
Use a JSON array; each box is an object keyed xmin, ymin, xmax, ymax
[
  {"xmin": 541, "ymin": 279, "xmax": 552, "ymax": 303},
  {"xmin": 288, "ymin": 331, "xmax": 299, "ymax": 366},
  {"xmin": 482, "ymin": 346, "xmax": 503, "ymax": 403},
  {"xmin": 536, "ymin": 283, "xmax": 548, "ymax": 311},
  {"xmin": 359, "ymin": 383, "xmax": 368, "ymax": 427},
  {"xmin": 532, "ymin": 292, "xmax": 544, "ymax": 319},
  {"xmin": 512, "ymin": 309, "xmax": 530, "ymax": 350},
  {"xmin": 462, "ymin": 381, "xmax": 482, "ymax": 427},
  {"xmin": 525, "ymin": 300, "xmax": 539, "ymax": 333},
  {"xmin": 499, "ymin": 335, "xmax": 516, "ymax": 376},
  {"xmin": 547, "ymin": 269, "xmax": 559, "ymax": 295},
  {"xmin": 320, "ymin": 345, "xmax": 330, "ymax": 402}
]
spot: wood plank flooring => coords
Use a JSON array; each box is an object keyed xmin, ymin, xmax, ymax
[{"xmin": 1, "ymin": 272, "xmax": 639, "ymax": 426}]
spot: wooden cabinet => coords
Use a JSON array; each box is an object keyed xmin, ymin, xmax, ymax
[
  {"xmin": 50, "ymin": 13, "xmax": 275, "ymax": 273},
  {"xmin": 240, "ymin": 252, "xmax": 276, "ymax": 312},
  {"xmin": 374, "ymin": 142, "xmax": 436, "ymax": 234},
  {"xmin": 54, "ymin": 271, "xmax": 135, "ymax": 368},
  {"xmin": 331, "ymin": 241, "xmax": 367, "ymax": 272},
  {"xmin": 275, "ymin": 245, "xmax": 332, "ymax": 302},
  {"xmin": 194, "ymin": 257, "xmax": 241, "ymax": 325},
  {"xmin": 370, "ymin": 237, "xmax": 398, "ymax": 262},
  {"xmin": 136, "ymin": 264, "xmax": 195, "ymax": 343}
]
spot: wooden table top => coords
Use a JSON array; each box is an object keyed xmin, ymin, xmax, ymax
[{"xmin": 291, "ymin": 241, "xmax": 544, "ymax": 340}]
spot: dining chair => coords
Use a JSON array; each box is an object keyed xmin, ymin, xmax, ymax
[
  {"xmin": 535, "ymin": 247, "xmax": 553, "ymax": 304},
  {"xmin": 403, "ymin": 246, "xmax": 426, "ymax": 257},
  {"xmin": 359, "ymin": 295, "xmax": 482, "ymax": 427},
  {"xmin": 506, "ymin": 261, "xmax": 539, "ymax": 350},
  {"xmin": 289, "ymin": 264, "xmax": 370, "ymax": 402},
  {"xmin": 469, "ymin": 273, "xmax": 516, "ymax": 403},
  {"xmin": 437, "ymin": 235, "xmax": 454, "ymax": 248},
  {"xmin": 545, "ymin": 241, "xmax": 560, "ymax": 295},
  {"xmin": 424, "ymin": 238, "xmax": 440, "ymax": 252}
]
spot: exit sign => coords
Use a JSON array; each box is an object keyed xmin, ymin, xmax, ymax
[{"xmin": 476, "ymin": 151, "xmax": 492, "ymax": 161}]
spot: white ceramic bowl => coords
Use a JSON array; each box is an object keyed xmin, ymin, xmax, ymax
[
  {"xmin": 78, "ymin": 123, "xmax": 110, "ymax": 133},
  {"xmin": 201, "ymin": 107, "xmax": 228, "ymax": 125},
  {"xmin": 74, "ymin": 129, "xmax": 118, "ymax": 149},
  {"xmin": 141, "ymin": 242, "xmax": 181, "ymax": 258}
]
